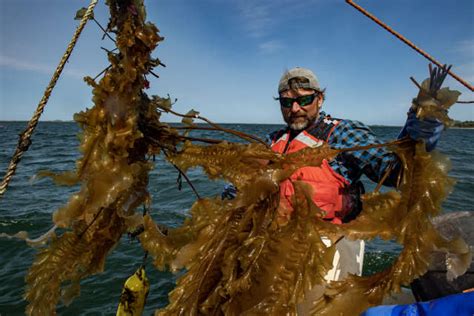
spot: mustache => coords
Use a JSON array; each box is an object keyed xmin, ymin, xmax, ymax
[{"xmin": 289, "ymin": 114, "xmax": 308, "ymax": 119}]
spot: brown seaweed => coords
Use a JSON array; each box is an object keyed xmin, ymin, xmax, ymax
[
  {"xmin": 19, "ymin": 1, "xmax": 471, "ymax": 315},
  {"xmin": 151, "ymin": 142, "xmax": 469, "ymax": 316},
  {"xmin": 24, "ymin": 0, "xmax": 165, "ymax": 314}
]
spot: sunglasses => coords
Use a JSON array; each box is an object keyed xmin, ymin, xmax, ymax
[{"xmin": 277, "ymin": 93, "xmax": 318, "ymax": 108}]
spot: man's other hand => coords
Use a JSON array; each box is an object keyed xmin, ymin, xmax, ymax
[{"xmin": 399, "ymin": 110, "xmax": 444, "ymax": 152}]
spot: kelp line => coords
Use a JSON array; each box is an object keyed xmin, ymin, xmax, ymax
[{"xmin": 7, "ymin": 1, "xmax": 470, "ymax": 315}]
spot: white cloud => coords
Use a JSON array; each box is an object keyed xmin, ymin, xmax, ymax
[
  {"xmin": 235, "ymin": 0, "xmax": 324, "ymax": 39},
  {"xmin": 455, "ymin": 40, "xmax": 474, "ymax": 84},
  {"xmin": 237, "ymin": 2, "xmax": 274, "ymax": 39},
  {"xmin": 235, "ymin": 0, "xmax": 324, "ymax": 55},
  {"xmin": 454, "ymin": 39, "xmax": 474, "ymax": 58},
  {"xmin": 456, "ymin": 62, "xmax": 474, "ymax": 84},
  {"xmin": 0, "ymin": 55, "xmax": 87, "ymax": 79},
  {"xmin": 258, "ymin": 40, "xmax": 283, "ymax": 54},
  {"xmin": 446, "ymin": 39, "xmax": 474, "ymax": 92}
]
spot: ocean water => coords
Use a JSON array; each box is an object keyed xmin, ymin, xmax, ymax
[{"xmin": 0, "ymin": 121, "xmax": 472, "ymax": 315}]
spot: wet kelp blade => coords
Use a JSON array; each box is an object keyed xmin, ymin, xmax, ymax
[{"xmin": 24, "ymin": 1, "xmax": 166, "ymax": 314}]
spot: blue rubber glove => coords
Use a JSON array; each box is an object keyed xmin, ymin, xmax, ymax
[
  {"xmin": 398, "ymin": 110, "xmax": 444, "ymax": 152},
  {"xmin": 221, "ymin": 183, "xmax": 237, "ymax": 200}
]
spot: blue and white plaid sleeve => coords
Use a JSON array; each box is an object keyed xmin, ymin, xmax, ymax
[{"xmin": 327, "ymin": 119, "xmax": 401, "ymax": 186}]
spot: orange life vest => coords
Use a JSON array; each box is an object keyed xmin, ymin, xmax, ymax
[{"xmin": 270, "ymin": 119, "xmax": 353, "ymax": 225}]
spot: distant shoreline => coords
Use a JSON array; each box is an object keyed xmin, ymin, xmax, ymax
[
  {"xmin": 0, "ymin": 120, "xmax": 402, "ymax": 127},
  {"xmin": 1, "ymin": 121, "xmax": 473, "ymax": 129}
]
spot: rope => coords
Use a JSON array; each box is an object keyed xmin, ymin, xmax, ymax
[
  {"xmin": 346, "ymin": 0, "xmax": 474, "ymax": 92},
  {"xmin": 0, "ymin": 0, "xmax": 99, "ymax": 198}
]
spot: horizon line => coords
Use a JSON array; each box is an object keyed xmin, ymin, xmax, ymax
[{"xmin": 0, "ymin": 120, "xmax": 406, "ymax": 127}]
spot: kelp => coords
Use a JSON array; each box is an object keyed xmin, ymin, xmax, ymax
[
  {"xmin": 24, "ymin": 0, "xmax": 165, "ymax": 314},
  {"xmin": 150, "ymin": 140, "xmax": 470, "ymax": 316},
  {"xmin": 413, "ymin": 75, "xmax": 462, "ymax": 126},
  {"xmin": 25, "ymin": 209, "xmax": 125, "ymax": 314},
  {"xmin": 19, "ymin": 1, "xmax": 471, "ymax": 315},
  {"xmin": 154, "ymin": 181, "xmax": 337, "ymax": 315}
]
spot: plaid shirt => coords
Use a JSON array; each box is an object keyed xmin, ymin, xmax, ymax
[{"xmin": 320, "ymin": 112, "xmax": 401, "ymax": 186}]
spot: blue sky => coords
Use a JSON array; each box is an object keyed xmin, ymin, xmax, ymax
[{"xmin": 0, "ymin": 0, "xmax": 473, "ymax": 125}]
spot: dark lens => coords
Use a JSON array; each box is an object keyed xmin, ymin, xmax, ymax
[
  {"xmin": 279, "ymin": 97, "xmax": 294, "ymax": 108},
  {"xmin": 297, "ymin": 94, "xmax": 316, "ymax": 106}
]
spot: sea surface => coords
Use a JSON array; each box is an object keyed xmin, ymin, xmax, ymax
[{"xmin": 0, "ymin": 121, "xmax": 472, "ymax": 315}]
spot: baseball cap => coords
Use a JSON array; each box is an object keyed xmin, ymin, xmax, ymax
[{"xmin": 278, "ymin": 67, "xmax": 322, "ymax": 93}]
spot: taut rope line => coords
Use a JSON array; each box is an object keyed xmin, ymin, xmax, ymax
[{"xmin": 0, "ymin": 0, "xmax": 99, "ymax": 198}]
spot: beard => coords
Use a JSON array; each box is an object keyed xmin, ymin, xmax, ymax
[
  {"xmin": 289, "ymin": 120, "xmax": 310, "ymax": 131},
  {"xmin": 285, "ymin": 113, "xmax": 317, "ymax": 131}
]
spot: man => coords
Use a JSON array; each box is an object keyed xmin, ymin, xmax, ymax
[
  {"xmin": 271, "ymin": 67, "xmax": 402, "ymax": 225},
  {"xmin": 269, "ymin": 67, "xmax": 443, "ymax": 313}
]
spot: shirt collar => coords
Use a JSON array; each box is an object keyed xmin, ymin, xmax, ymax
[
  {"xmin": 316, "ymin": 111, "xmax": 328, "ymax": 124},
  {"xmin": 307, "ymin": 111, "xmax": 328, "ymax": 129}
]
